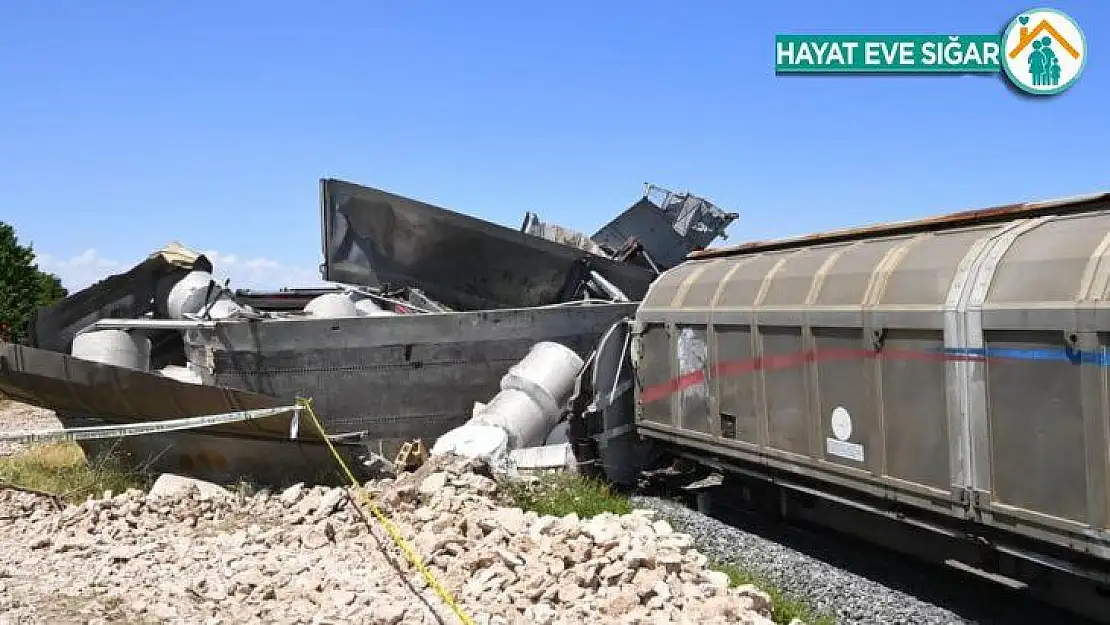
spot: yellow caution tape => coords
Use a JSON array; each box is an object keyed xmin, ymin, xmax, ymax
[{"xmin": 295, "ymin": 398, "xmax": 474, "ymax": 625}]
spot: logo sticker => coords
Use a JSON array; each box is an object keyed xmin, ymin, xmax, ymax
[
  {"xmin": 1001, "ymin": 8, "xmax": 1087, "ymax": 95},
  {"xmin": 774, "ymin": 7, "xmax": 1088, "ymax": 96}
]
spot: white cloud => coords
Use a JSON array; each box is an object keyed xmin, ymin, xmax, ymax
[
  {"xmin": 34, "ymin": 249, "xmax": 126, "ymax": 292},
  {"xmin": 201, "ymin": 250, "xmax": 327, "ymax": 290},
  {"xmin": 35, "ymin": 248, "xmax": 328, "ymax": 293}
]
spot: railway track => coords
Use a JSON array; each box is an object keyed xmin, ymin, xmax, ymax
[{"xmin": 631, "ymin": 471, "xmax": 1107, "ymax": 625}]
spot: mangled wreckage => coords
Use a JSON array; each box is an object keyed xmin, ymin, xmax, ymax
[{"xmin": 0, "ymin": 179, "xmax": 735, "ymax": 485}]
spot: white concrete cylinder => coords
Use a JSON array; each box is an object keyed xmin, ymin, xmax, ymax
[
  {"xmin": 352, "ymin": 295, "xmax": 381, "ymax": 313},
  {"xmin": 430, "ymin": 424, "xmax": 509, "ymax": 461},
  {"xmin": 304, "ymin": 293, "xmax": 359, "ymax": 318},
  {"xmin": 354, "ymin": 297, "xmax": 397, "ymax": 317},
  {"xmin": 472, "ymin": 388, "xmax": 552, "ymax": 449},
  {"xmin": 205, "ymin": 295, "xmax": 245, "ymax": 320},
  {"xmin": 165, "ymin": 271, "xmax": 222, "ymax": 320},
  {"xmin": 71, "ymin": 330, "xmax": 151, "ymax": 372},
  {"xmin": 158, "ymin": 364, "xmax": 204, "ymax": 385},
  {"xmin": 500, "ymin": 341, "xmax": 584, "ymax": 418}
]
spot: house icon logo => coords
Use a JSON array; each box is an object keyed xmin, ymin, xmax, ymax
[{"xmin": 1001, "ymin": 8, "xmax": 1087, "ymax": 95}]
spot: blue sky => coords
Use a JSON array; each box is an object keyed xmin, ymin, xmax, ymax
[{"xmin": 1, "ymin": 1, "xmax": 1107, "ymax": 291}]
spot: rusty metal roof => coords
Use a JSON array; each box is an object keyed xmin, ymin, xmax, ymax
[{"xmin": 689, "ymin": 191, "xmax": 1110, "ymax": 260}]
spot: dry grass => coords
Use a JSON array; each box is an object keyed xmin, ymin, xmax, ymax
[{"xmin": 0, "ymin": 441, "xmax": 151, "ymax": 503}]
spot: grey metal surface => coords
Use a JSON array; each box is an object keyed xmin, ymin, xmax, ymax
[
  {"xmin": 520, "ymin": 212, "xmax": 609, "ymax": 257},
  {"xmin": 60, "ymin": 413, "xmax": 359, "ymax": 486},
  {"xmin": 691, "ymin": 191, "xmax": 1110, "ymax": 260},
  {"xmin": 594, "ymin": 184, "xmax": 738, "ymax": 269},
  {"xmin": 319, "ymin": 178, "xmax": 656, "ymax": 310},
  {"xmin": 970, "ymin": 212, "xmax": 1110, "ymax": 546},
  {"xmin": 187, "ymin": 303, "xmax": 638, "ymax": 458},
  {"xmin": 0, "ymin": 343, "xmax": 302, "ymax": 442},
  {"xmin": 630, "ymin": 192, "xmax": 1110, "ymax": 568},
  {"xmin": 589, "ymin": 318, "xmax": 648, "ymax": 486}
]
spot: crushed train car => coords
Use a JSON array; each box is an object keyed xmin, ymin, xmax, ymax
[
  {"xmin": 319, "ymin": 178, "xmax": 658, "ymax": 310},
  {"xmin": 2, "ymin": 178, "xmax": 737, "ymax": 485},
  {"xmin": 522, "ymin": 182, "xmax": 738, "ymax": 274}
]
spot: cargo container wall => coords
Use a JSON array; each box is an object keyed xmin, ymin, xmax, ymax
[{"xmin": 633, "ymin": 194, "xmax": 1110, "ymax": 566}]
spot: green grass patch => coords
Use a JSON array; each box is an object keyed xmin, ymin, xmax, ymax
[
  {"xmin": 503, "ymin": 471, "xmax": 632, "ymax": 519},
  {"xmin": 0, "ymin": 441, "xmax": 151, "ymax": 504},
  {"xmin": 709, "ymin": 560, "xmax": 837, "ymax": 625}
]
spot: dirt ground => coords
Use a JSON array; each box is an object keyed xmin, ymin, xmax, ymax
[{"xmin": 0, "ymin": 399, "xmax": 62, "ymax": 456}]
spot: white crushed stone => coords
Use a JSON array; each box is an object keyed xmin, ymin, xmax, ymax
[{"xmin": 0, "ymin": 453, "xmax": 786, "ymax": 624}]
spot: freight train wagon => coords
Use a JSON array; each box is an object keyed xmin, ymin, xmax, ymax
[{"xmin": 623, "ymin": 191, "xmax": 1110, "ymax": 620}]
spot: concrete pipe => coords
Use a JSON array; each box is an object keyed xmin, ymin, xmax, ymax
[
  {"xmin": 71, "ymin": 330, "xmax": 152, "ymax": 372},
  {"xmin": 164, "ymin": 271, "xmax": 223, "ymax": 320},
  {"xmin": 157, "ymin": 364, "xmax": 204, "ymax": 385},
  {"xmin": 354, "ymin": 297, "xmax": 397, "ymax": 317},
  {"xmin": 472, "ymin": 388, "xmax": 552, "ymax": 449},
  {"xmin": 499, "ymin": 341, "xmax": 584, "ymax": 418},
  {"xmin": 429, "ymin": 424, "xmax": 509, "ymax": 461},
  {"xmin": 304, "ymin": 293, "xmax": 359, "ymax": 318}
]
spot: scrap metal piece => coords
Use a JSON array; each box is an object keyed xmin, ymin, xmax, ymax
[
  {"xmin": 233, "ymin": 287, "xmax": 346, "ymax": 312},
  {"xmin": 401, "ymin": 288, "xmax": 452, "ymax": 313},
  {"xmin": 27, "ymin": 242, "xmax": 212, "ymax": 360},
  {"xmin": 193, "ymin": 302, "xmax": 637, "ymax": 461},
  {"xmin": 0, "ymin": 342, "xmax": 311, "ymax": 442},
  {"xmin": 592, "ymin": 183, "xmax": 738, "ymax": 270},
  {"xmin": 521, "ymin": 212, "xmax": 610, "ymax": 257},
  {"xmin": 393, "ymin": 438, "xmax": 427, "ymax": 472},
  {"xmin": 587, "ymin": 270, "xmax": 629, "ymax": 303},
  {"xmin": 681, "ymin": 473, "xmax": 725, "ymax": 491},
  {"xmin": 318, "ymin": 178, "xmax": 656, "ymax": 310}
]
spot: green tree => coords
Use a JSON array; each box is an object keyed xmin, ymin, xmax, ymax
[{"xmin": 0, "ymin": 222, "xmax": 68, "ymax": 344}]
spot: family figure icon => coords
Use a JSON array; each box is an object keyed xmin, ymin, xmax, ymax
[
  {"xmin": 1027, "ymin": 37, "xmax": 1062, "ymax": 86},
  {"xmin": 1003, "ymin": 9, "xmax": 1086, "ymax": 95}
]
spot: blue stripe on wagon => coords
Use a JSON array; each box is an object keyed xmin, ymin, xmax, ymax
[{"xmin": 935, "ymin": 346, "xmax": 1110, "ymax": 366}]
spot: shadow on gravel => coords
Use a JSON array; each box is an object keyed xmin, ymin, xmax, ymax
[
  {"xmin": 699, "ymin": 500, "xmax": 1102, "ymax": 625},
  {"xmin": 346, "ymin": 491, "xmax": 449, "ymax": 625}
]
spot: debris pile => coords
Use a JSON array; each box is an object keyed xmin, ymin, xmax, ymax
[
  {"xmin": 3, "ymin": 178, "xmax": 736, "ymax": 487},
  {"xmin": 0, "ymin": 455, "xmax": 780, "ymax": 624},
  {"xmin": 431, "ymin": 341, "xmax": 584, "ymax": 472},
  {"xmin": 522, "ymin": 182, "xmax": 739, "ymax": 274}
]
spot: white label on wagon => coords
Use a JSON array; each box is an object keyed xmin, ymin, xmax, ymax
[
  {"xmin": 826, "ymin": 405, "xmax": 864, "ymax": 462},
  {"xmin": 826, "ymin": 438, "xmax": 865, "ymax": 462}
]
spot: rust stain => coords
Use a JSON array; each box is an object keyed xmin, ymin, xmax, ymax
[
  {"xmin": 194, "ymin": 451, "xmax": 229, "ymax": 471},
  {"xmin": 690, "ymin": 192, "xmax": 1110, "ymax": 260},
  {"xmin": 212, "ymin": 453, "xmax": 229, "ymax": 472}
]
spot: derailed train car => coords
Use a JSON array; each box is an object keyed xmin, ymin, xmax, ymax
[{"xmin": 613, "ymin": 191, "xmax": 1110, "ymax": 619}]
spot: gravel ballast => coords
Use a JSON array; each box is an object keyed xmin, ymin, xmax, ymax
[
  {"xmin": 0, "ymin": 446, "xmax": 785, "ymax": 624},
  {"xmin": 631, "ymin": 495, "xmax": 967, "ymax": 625}
]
